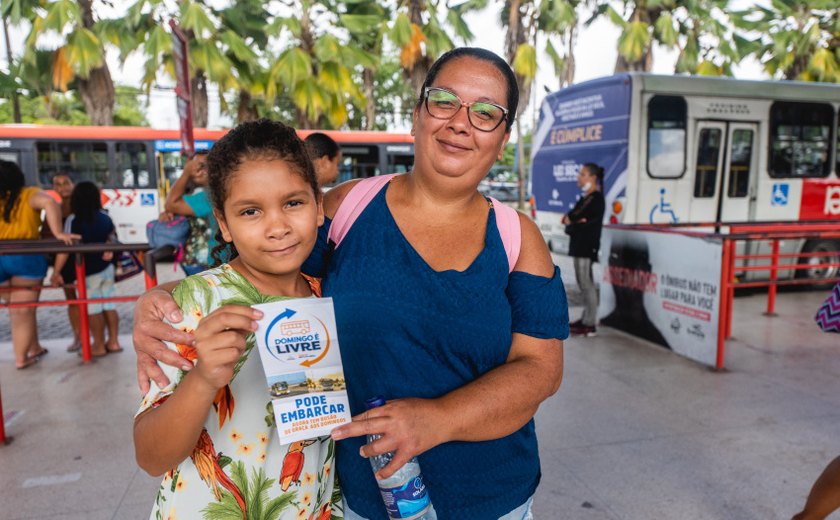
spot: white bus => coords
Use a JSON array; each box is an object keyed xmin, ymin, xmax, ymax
[{"xmin": 530, "ymin": 73, "xmax": 840, "ymax": 281}]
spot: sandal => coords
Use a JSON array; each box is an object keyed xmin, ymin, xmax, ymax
[
  {"xmin": 28, "ymin": 347, "xmax": 49, "ymax": 360},
  {"xmin": 16, "ymin": 357, "xmax": 39, "ymax": 370}
]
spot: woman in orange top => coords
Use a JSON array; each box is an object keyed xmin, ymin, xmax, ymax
[{"xmin": 0, "ymin": 160, "xmax": 78, "ymax": 369}]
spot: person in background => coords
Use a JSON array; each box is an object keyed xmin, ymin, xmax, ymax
[
  {"xmin": 0, "ymin": 160, "xmax": 78, "ymax": 369},
  {"xmin": 132, "ymin": 48, "xmax": 568, "ymax": 519},
  {"xmin": 51, "ymin": 172, "xmax": 82, "ymax": 352},
  {"xmin": 162, "ymin": 150, "xmax": 216, "ymax": 275},
  {"xmin": 53, "ymin": 181, "xmax": 121, "ymax": 357},
  {"xmin": 563, "ymin": 163, "xmax": 606, "ymax": 337},
  {"xmin": 304, "ymin": 132, "xmax": 342, "ymax": 186}
]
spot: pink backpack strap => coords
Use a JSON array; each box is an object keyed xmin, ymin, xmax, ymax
[
  {"xmin": 489, "ymin": 197, "xmax": 522, "ymax": 273},
  {"xmin": 328, "ymin": 174, "xmax": 397, "ymax": 248}
]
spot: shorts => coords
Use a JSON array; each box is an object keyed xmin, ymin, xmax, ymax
[
  {"xmin": 0, "ymin": 254, "xmax": 48, "ymax": 283},
  {"xmin": 85, "ymin": 264, "xmax": 115, "ymax": 314}
]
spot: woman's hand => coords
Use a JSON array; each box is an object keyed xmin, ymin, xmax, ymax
[
  {"xmin": 50, "ymin": 272, "xmax": 64, "ymax": 287},
  {"xmin": 54, "ymin": 231, "xmax": 80, "ymax": 245},
  {"xmin": 133, "ymin": 287, "xmax": 194, "ymax": 393},
  {"xmin": 331, "ymin": 397, "xmax": 450, "ymax": 480},
  {"xmin": 561, "ymin": 214, "xmax": 570, "ymax": 225},
  {"xmin": 191, "ymin": 305, "xmax": 258, "ymax": 390}
]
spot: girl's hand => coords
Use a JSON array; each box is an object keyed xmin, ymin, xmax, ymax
[
  {"xmin": 55, "ymin": 232, "xmax": 80, "ymax": 245},
  {"xmin": 50, "ymin": 272, "xmax": 64, "ymax": 287},
  {"xmin": 102, "ymin": 251, "xmax": 114, "ymax": 262},
  {"xmin": 331, "ymin": 397, "xmax": 449, "ymax": 480},
  {"xmin": 133, "ymin": 288, "xmax": 194, "ymax": 393},
  {"xmin": 191, "ymin": 305, "xmax": 260, "ymax": 390}
]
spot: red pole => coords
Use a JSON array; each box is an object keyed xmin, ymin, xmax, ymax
[
  {"xmin": 0, "ymin": 386, "xmax": 6, "ymax": 445},
  {"xmin": 726, "ymin": 240, "xmax": 736, "ymax": 339},
  {"xmin": 75, "ymin": 254, "xmax": 91, "ymax": 363},
  {"xmin": 716, "ymin": 238, "xmax": 731, "ymax": 370},
  {"xmin": 765, "ymin": 239, "xmax": 779, "ymax": 316},
  {"xmin": 144, "ymin": 270, "xmax": 157, "ymax": 290}
]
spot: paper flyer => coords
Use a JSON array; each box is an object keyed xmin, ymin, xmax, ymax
[{"xmin": 253, "ymin": 297, "xmax": 350, "ymax": 444}]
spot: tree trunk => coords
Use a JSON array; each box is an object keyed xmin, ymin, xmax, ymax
[
  {"xmin": 406, "ymin": 0, "xmax": 431, "ymax": 96},
  {"xmin": 2, "ymin": 15, "xmax": 20, "ymax": 123},
  {"xmin": 363, "ymin": 68, "xmax": 376, "ymax": 130},
  {"xmin": 563, "ymin": 25, "xmax": 576, "ymax": 87},
  {"xmin": 236, "ymin": 89, "xmax": 259, "ymax": 123},
  {"xmin": 191, "ymin": 71, "xmax": 208, "ymax": 128},
  {"xmin": 78, "ymin": 64, "xmax": 115, "ymax": 125}
]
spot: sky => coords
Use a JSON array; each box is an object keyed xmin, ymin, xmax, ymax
[{"xmin": 1, "ymin": 2, "xmax": 767, "ymax": 134}]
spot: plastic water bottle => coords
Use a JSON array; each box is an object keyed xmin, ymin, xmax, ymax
[{"xmin": 365, "ymin": 396, "xmax": 437, "ymax": 520}]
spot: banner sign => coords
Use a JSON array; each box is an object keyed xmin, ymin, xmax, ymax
[
  {"xmin": 598, "ymin": 227, "xmax": 723, "ymax": 367},
  {"xmin": 169, "ymin": 20, "xmax": 194, "ymax": 158},
  {"xmin": 254, "ymin": 297, "xmax": 350, "ymax": 444},
  {"xmin": 531, "ymin": 75, "xmax": 632, "ymax": 215}
]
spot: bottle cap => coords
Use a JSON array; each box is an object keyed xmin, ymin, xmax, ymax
[{"xmin": 365, "ymin": 396, "xmax": 386, "ymax": 409}]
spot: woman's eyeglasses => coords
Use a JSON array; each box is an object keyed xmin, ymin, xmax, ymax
[{"xmin": 423, "ymin": 87, "xmax": 509, "ymax": 132}]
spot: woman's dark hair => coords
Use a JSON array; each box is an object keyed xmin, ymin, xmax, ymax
[
  {"xmin": 0, "ymin": 159, "xmax": 25, "ymax": 223},
  {"xmin": 206, "ymin": 118, "xmax": 319, "ymax": 265},
  {"xmin": 582, "ymin": 163, "xmax": 605, "ymax": 189},
  {"xmin": 418, "ymin": 47, "xmax": 519, "ymax": 132},
  {"xmin": 70, "ymin": 181, "xmax": 102, "ymax": 222},
  {"xmin": 304, "ymin": 132, "xmax": 340, "ymax": 160}
]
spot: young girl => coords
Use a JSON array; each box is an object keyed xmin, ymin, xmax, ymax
[
  {"xmin": 133, "ymin": 119, "xmax": 341, "ymax": 520},
  {"xmin": 52, "ymin": 181, "xmax": 121, "ymax": 356}
]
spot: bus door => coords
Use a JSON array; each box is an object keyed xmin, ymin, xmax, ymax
[{"xmin": 689, "ymin": 121, "xmax": 758, "ymax": 224}]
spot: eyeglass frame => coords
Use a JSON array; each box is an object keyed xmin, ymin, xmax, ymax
[{"xmin": 422, "ymin": 87, "xmax": 510, "ymax": 132}]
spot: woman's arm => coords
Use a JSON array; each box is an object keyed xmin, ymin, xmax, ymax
[
  {"xmin": 29, "ymin": 191, "xmax": 79, "ymax": 244},
  {"xmin": 332, "ymin": 214, "xmax": 564, "ymax": 479},
  {"xmin": 163, "ymin": 166, "xmax": 196, "ymax": 216}
]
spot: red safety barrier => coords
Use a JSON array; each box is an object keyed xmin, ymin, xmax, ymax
[{"xmin": 0, "ymin": 240, "xmax": 162, "ymax": 445}]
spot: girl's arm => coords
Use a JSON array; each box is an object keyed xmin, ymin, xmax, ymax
[
  {"xmin": 134, "ymin": 305, "xmax": 254, "ymax": 476},
  {"xmin": 331, "ymin": 213, "xmax": 565, "ymax": 480},
  {"xmin": 29, "ymin": 191, "xmax": 79, "ymax": 244},
  {"xmin": 51, "ymin": 253, "xmax": 69, "ymax": 286}
]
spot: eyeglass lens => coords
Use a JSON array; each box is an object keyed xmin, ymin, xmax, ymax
[{"xmin": 426, "ymin": 89, "xmax": 505, "ymax": 131}]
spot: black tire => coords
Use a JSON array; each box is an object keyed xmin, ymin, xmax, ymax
[{"xmin": 796, "ymin": 240, "xmax": 840, "ymax": 289}]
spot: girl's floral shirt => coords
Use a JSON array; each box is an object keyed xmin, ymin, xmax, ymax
[{"xmin": 136, "ymin": 264, "xmax": 342, "ymax": 520}]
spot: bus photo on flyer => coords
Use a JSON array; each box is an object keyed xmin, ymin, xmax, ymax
[{"xmin": 252, "ymin": 297, "xmax": 350, "ymax": 444}]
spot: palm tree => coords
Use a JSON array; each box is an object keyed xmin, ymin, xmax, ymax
[
  {"xmin": 732, "ymin": 0, "xmax": 839, "ymax": 82},
  {"xmin": 11, "ymin": 0, "xmax": 115, "ymax": 124}
]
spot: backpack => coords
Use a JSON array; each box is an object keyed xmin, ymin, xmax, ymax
[
  {"xmin": 327, "ymin": 174, "xmax": 522, "ymax": 272},
  {"xmin": 146, "ymin": 215, "xmax": 190, "ymax": 250}
]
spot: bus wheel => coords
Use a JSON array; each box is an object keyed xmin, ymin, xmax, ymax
[{"xmin": 797, "ymin": 240, "xmax": 840, "ymax": 288}]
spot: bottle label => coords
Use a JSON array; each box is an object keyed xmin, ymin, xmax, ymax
[{"xmin": 377, "ymin": 474, "xmax": 431, "ymax": 519}]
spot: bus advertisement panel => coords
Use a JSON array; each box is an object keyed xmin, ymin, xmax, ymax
[{"xmin": 531, "ymin": 76, "xmax": 631, "ymax": 218}]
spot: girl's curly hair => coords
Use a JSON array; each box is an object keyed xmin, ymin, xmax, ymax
[{"xmin": 205, "ymin": 119, "xmax": 319, "ymax": 265}]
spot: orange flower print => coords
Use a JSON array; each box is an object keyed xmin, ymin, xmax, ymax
[
  {"xmin": 229, "ymin": 428, "xmax": 243, "ymax": 443},
  {"xmin": 296, "ymin": 508, "xmax": 308, "ymax": 519},
  {"xmin": 165, "ymin": 508, "xmax": 178, "ymax": 520},
  {"xmin": 323, "ymin": 462, "xmax": 331, "ymax": 478},
  {"xmin": 188, "ymin": 306, "xmax": 203, "ymax": 321},
  {"xmin": 175, "ymin": 478, "xmax": 187, "ymax": 492},
  {"xmin": 174, "ymin": 328, "xmax": 197, "ymax": 363},
  {"xmin": 258, "ymin": 451, "xmax": 266, "ymax": 463},
  {"xmin": 237, "ymin": 443, "xmax": 254, "ymax": 456},
  {"xmin": 257, "ymin": 432, "xmax": 269, "ymax": 445},
  {"xmin": 302, "ymin": 491, "xmax": 312, "ymax": 505},
  {"xmin": 302, "ymin": 472, "xmax": 315, "ymax": 486}
]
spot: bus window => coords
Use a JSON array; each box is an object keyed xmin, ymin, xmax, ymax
[
  {"xmin": 388, "ymin": 154, "xmax": 414, "ymax": 173},
  {"xmin": 36, "ymin": 141, "xmax": 108, "ymax": 187},
  {"xmin": 728, "ymin": 129, "xmax": 753, "ymax": 198},
  {"xmin": 647, "ymin": 95, "xmax": 687, "ymax": 178},
  {"xmin": 0, "ymin": 152, "xmax": 19, "ymax": 164},
  {"xmin": 836, "ymin": 110, "xmax": 839, "ymax": 175},
  {"xmin": 769, "ymin": 101, "xmax": 832, "ymax": 178},
  {"xmin": 694, "ymin": 128, "xmax": 721, "ymax": 198},
  {"xmin": 115, "ymin": 142, "xmax": 151, "ymax": 188},
  {"xmin": 338, "ymin": 145, "xmax": 379, "ymax": 181}
]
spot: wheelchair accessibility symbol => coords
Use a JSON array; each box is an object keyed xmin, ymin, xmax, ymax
[
  {"xmin": 771, "ymin": 183, "xmax": 788, "ymax": 206},
  {"xmin": 140, "ymin": 193, "xmax": 156, "ymax": 206},
  {"xmin": 649, "ymin": 188, "xmax": 678, "ymax": 224}
]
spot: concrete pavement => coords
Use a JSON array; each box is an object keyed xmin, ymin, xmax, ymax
[{"xmin": 0, "ymin": 265, "xmax": 838, "ymax": 519}]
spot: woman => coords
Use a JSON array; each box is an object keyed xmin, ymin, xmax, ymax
[
  {"xmin": 0, "ymin": 160, "xmax": 77, "ymax": 369},
  {"xmin": 133, "ymin": 48, "xmax": 568, "ymax": 519},
  {"xmin": 562, "ymin": 163, "xmax": 605, "ymax": 337}
]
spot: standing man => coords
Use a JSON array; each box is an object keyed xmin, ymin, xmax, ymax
[
  {"xmin": 563, "ymin": 163, "xmax": 606, "ymax": 337},
  {"xmin": 304, "ymin": 132, "xmax": 342, "ymax": 186},
  {"xmin": 50, "ymin": 173, "xmax": 82, "ymax": 351}
]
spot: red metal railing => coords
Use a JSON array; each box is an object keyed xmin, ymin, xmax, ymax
[{"xmin": 0, "ymin": 240, "xmax": 162, "ymax": 445}]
